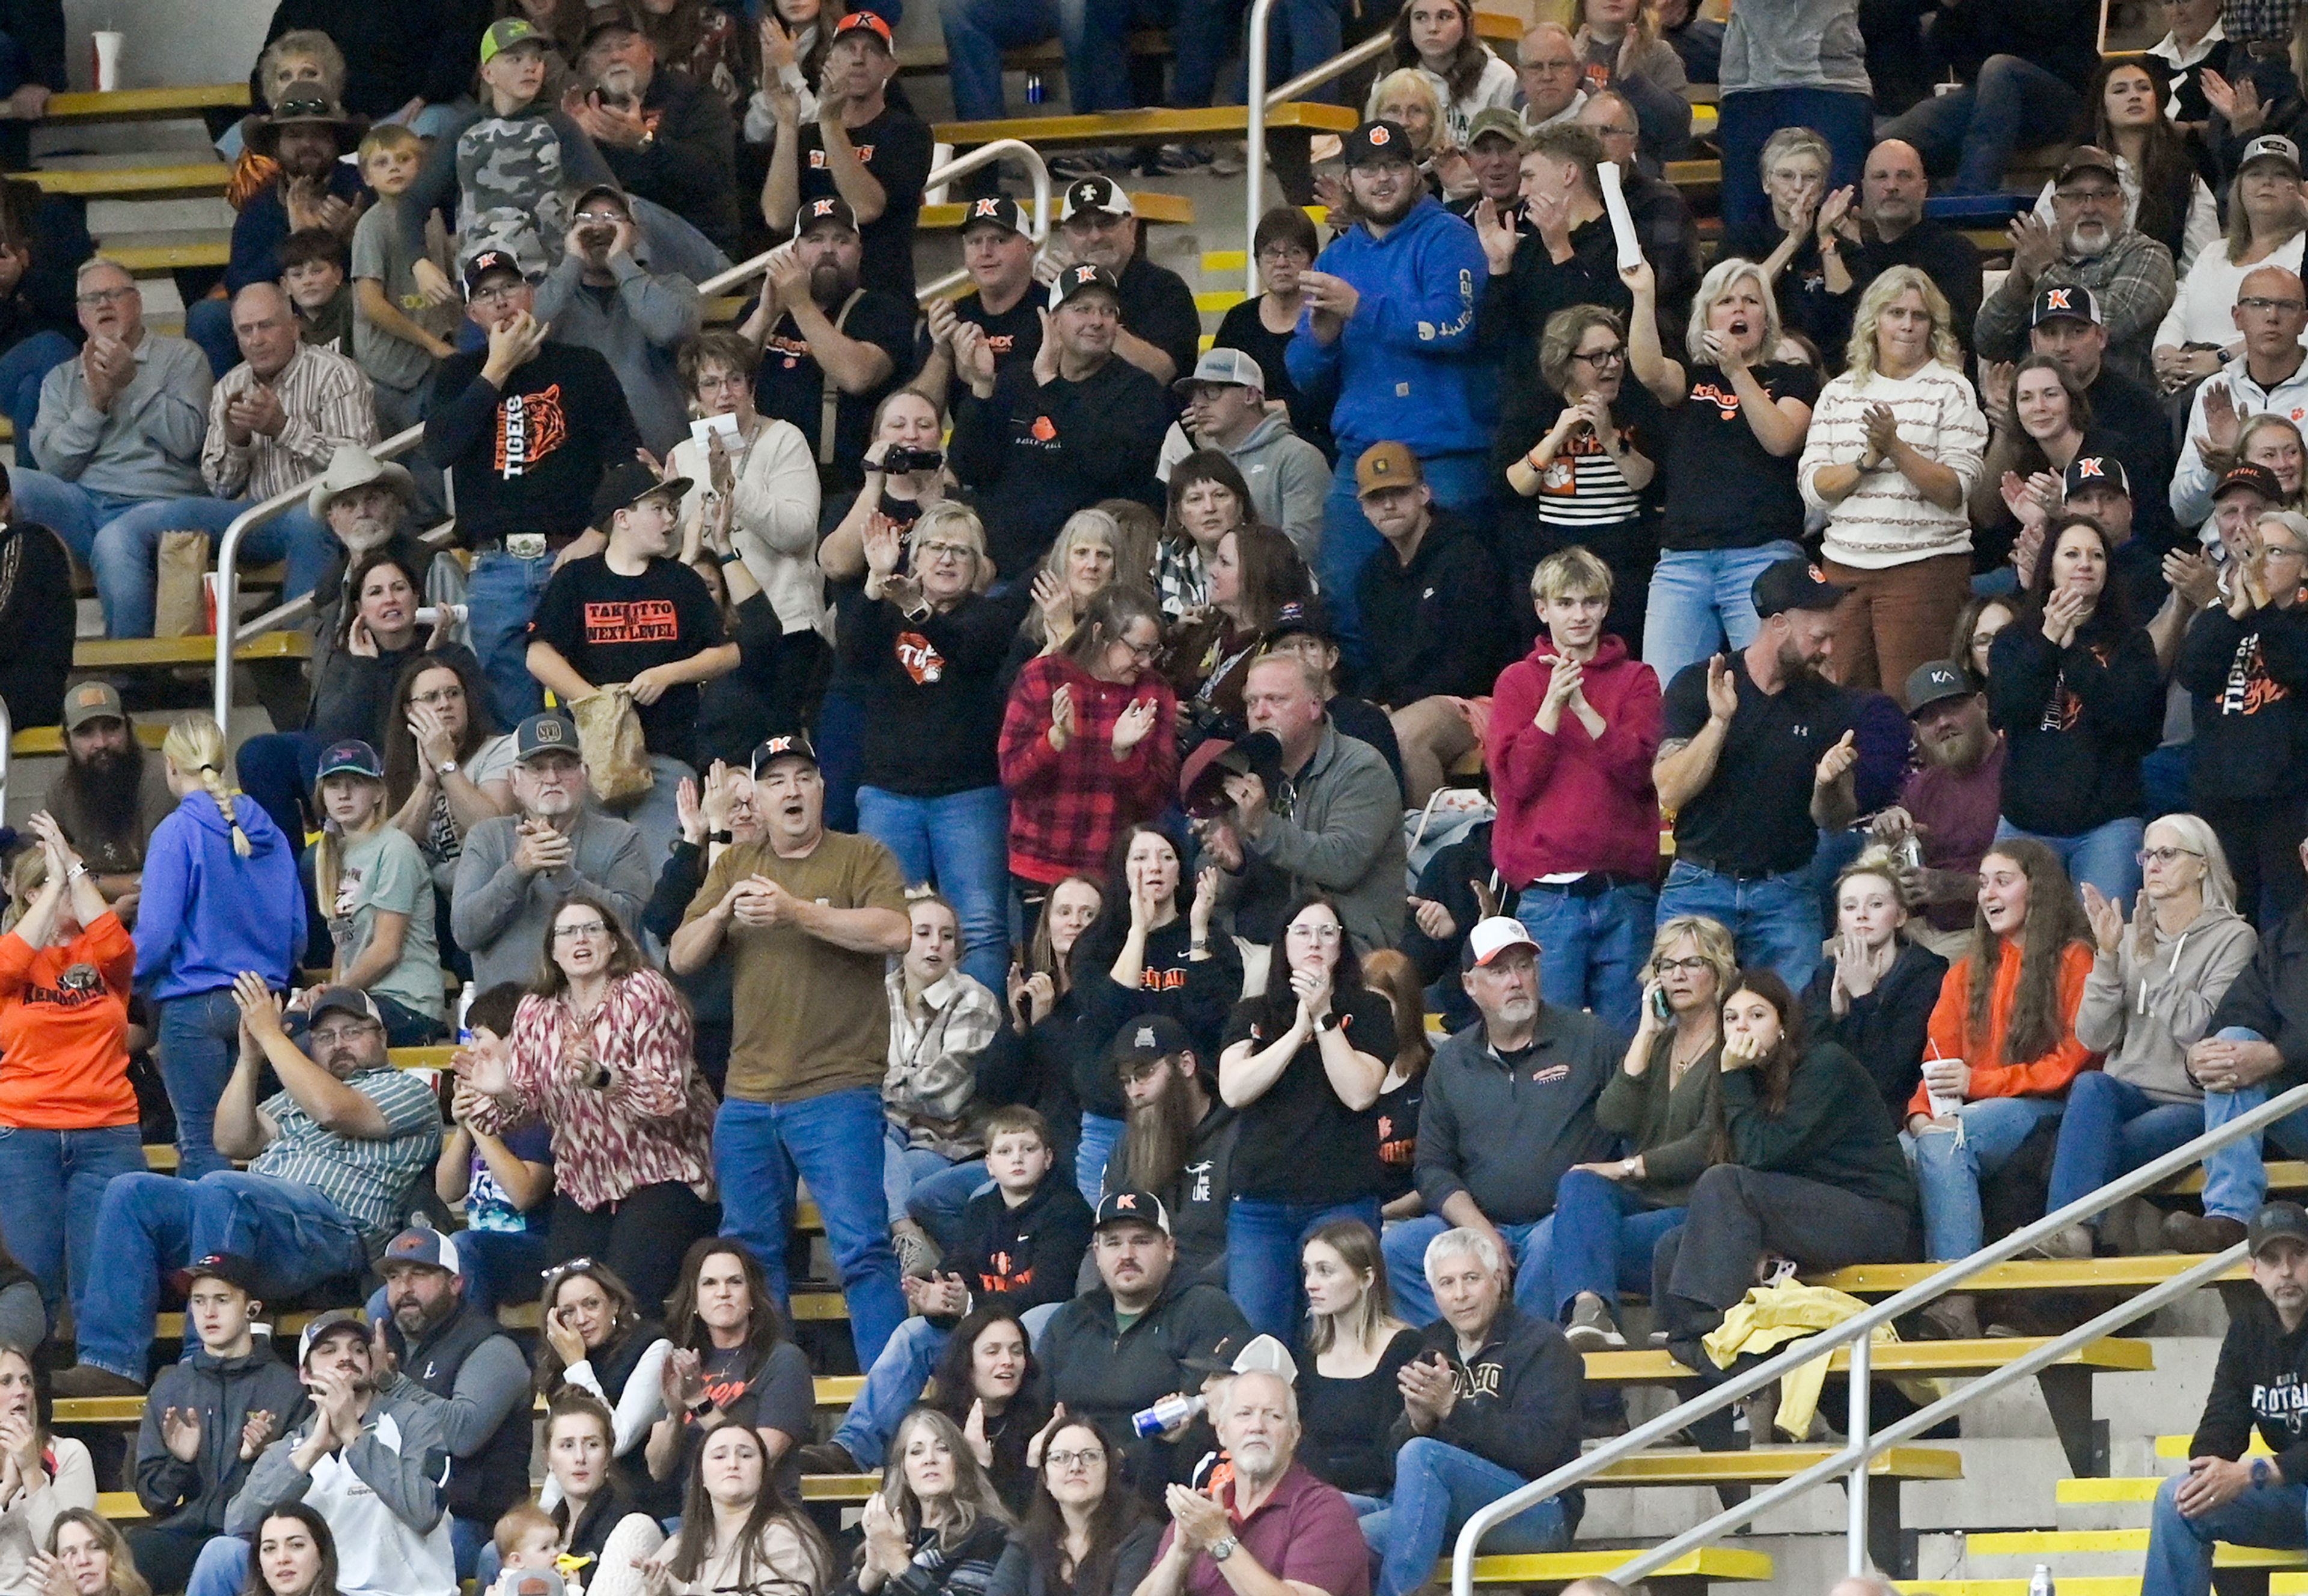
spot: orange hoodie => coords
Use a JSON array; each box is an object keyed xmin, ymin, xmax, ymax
[
  {"xmin": 0, "ymin": 913, "xmax": 136, "ymax": 1130},
  {"xmin": 1908, "ymin": 937, "xmax": 2101, "ymax": 1119}
]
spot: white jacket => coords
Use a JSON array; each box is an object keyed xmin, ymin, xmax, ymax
[{"xmin": 671, "ymin": 417, "xmax": 830, "ymax": 639}]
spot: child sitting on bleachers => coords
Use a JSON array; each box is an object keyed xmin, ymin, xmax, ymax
[
  {"xmin": 439, "ymin": 983, "xmax": 554, "ymax": 1313},
  {"xmin": 279, "ymin": 227, "xmax": 353, "ymax": 355}
]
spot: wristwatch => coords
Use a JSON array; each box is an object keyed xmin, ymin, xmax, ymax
[
  {"xmin": 2255, "ymin": 1457, "xmax": 2276, "ymax": 1487},
  {"xmin": 436, "ymin": 759, "xmax": 458, "ymax": 776},
  {"xmin": 1208, "ymin": 1538, "xmax": 1238, "ymax": 1564},
  {"xmin": 1317, "ymin": 1011, "xmax": 1343, "ymax": 1032},
  {"xmin": 709, "ymin": 829, "xmax": 735, "ymax": 845}
]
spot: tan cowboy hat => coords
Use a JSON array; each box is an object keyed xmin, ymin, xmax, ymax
[{"xmin": 307, "ymin": 442, "xmax": 415, "ymax": 523}]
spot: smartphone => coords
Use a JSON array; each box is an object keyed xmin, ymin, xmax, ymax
[{"xmin": 1648, "ymin": 987, "xmax": 1671, "ymax": 1023}]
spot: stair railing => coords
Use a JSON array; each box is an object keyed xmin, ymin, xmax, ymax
[{"xmin": 1242, "ymin": 2, "xmax": 1391, "ymax": 295}]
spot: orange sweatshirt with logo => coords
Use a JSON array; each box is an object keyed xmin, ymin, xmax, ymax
[
  {"xmin": 0, "ymin": 912, "xmax": 137, "ymax": 1130},
  {"xmin": 1909, "ymin": 937, "xmax": 2100, "ymax": 1119}
]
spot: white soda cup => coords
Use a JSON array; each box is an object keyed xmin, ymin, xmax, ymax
[
  {"xmin": 1922, "ymin": 1046, "xmax": 1963, "ymax": 1120},
  {"xmin": 91, "ymin": 31, "xmax": 123, "ymax": 93}
]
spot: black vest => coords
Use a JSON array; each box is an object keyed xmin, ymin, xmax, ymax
[{"xmin": 390, "ymin": 1300, "xmax": 533, "ymax": 1523}]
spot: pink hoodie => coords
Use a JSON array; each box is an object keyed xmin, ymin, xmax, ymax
[{"xmin": 1486, "ymin": 633, "xmax": 1664, "ymax": 886}]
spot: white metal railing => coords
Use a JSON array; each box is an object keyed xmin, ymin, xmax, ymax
[
  {"xmin": 1447, "ymin": 1077, "xmax": 2308, "ymax": 1593},
  {"xmin": 1243, "ymin": 9, "xmax": 1389, "ymax": 295},
  {"xmin": 208, "ymin": 141, "xmax": 1049, "ymax": 728}
]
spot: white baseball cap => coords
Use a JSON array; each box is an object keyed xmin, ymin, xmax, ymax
[{"xmin": 1467, "ymin": 916, "xmax": 1539, "ymax": 967}]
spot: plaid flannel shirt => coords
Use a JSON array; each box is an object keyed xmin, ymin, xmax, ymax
[{"xmin": 998, "ymin": 655, "xmax": 1180, "ymax": 886}]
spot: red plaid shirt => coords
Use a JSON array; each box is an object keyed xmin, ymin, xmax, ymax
[{"xmin": 999, "ymin": 655, "xmax": 1180, "ymax": 885}]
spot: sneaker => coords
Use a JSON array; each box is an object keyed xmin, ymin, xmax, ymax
[
  {"xmin": 1049, "ymin": 151, "xmax": 1104, "ymax": 182},
  {"xmin": 1918, "ymin": 1293, "xmax": 1980, "ymax": 1342},
  {"xmin": 1742, "ymin": 1384, "xmax": 1780, "ymax": 1445},
  {"xmin": 2164, "ymin": 1210, "xmax": 2248, "ymax": 1253},
  {"xmin": 50, "ymin": 1364, "xmax": 145, "ymax": 1398},
  {"xmin": 891, "ymin": 1222, "xmax": 941, "ymax": 1279},
  {"xmin": 2021, "ymin": 1223, "xmax": 2095, "ymax": 1261},
  {"xmin": 1208, "ymin": 142, "xmax": 1245, "ymax": 177},
  {"xmin": 796, "ymin": 1440, "xmax": 859, "ymax": 1475},
  {"xmin": 1149, "ymin": 143, "xmax": 1212, "ymax": 175},
  {"xmin": 1563, "ymin": 1293, "xmax": 1625, "ymax": 1352}
]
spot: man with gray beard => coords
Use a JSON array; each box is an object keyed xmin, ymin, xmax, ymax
[{"xmin": 1111, "ymin": 1017, "xmax": 1236, "ymax": 1288}]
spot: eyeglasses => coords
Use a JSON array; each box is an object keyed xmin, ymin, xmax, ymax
[
  {"xmin": 1571, "ymin": 346, "xmax": 1626, "ymax": 367},
  {"xmin": 309, "ymin": 1020, "xmax": 381, "ymax": 1046},
  {"xmin": 471, "ymin": 281, "xmax": 527, "ymax": 304},
  {"xmin": 75, "ymin": 285, "xmax": 134, "ymax": 307},
  {"xmin": 1286, "ymin": 922, "xmax": 1343, "ymax": 941},
  {"xmin": 1257, "ymin": 243, "xmax": 1311, "ymax": 263},
  {"xmin": 917, "ymin": 539, "xmax": 976, "ymax": 561},
  {"xmin": 2241, "ymin": 297, "xmax": 2308, "ymax": 315},
  {"xmin": 412, "ymin": 685, "xmax": 465, "ymax": 706},
  {"xmin": 1654, "ymin": 956, "xmax": 1712, "ymax": 974},
  {"xmin": 2055, "ymin": 187, "xmax": 2122, "ymax": 205},
  {"xmin": 2136, "ymin": 847, "xmax": 2205, "ymax": 867},
  {"xmin": 554, "ymin": 921, "xmax": 612, "ymax": 939},
  {"xmin": 1117, "ymin": 638, "xmax": 1161, "ymax": 660},
  {"xmin": 573, "ymin": 209, "xmax": 626, "ymax": 225},
  {"xmin": 1045, "ymin": 1449, "xmax": 1104, "ymax": 1470}
]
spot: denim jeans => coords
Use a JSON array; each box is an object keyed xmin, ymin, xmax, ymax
[
  {"xmin": 0, "ymin": 331, "xmax": 72, "ymax": 471},
  {"xmin": 2143, "ymin": 1471, "xmax": 2308, "ymax": 1596},
  {"xmin": 0, "ymin": 1123, "xmax": 146, "ymax": 1326},
  {"xmin": 831, "ymin": 1299, "xmax": 1064, "ymax": 1467},
  {"xmin": 816, "ymin": 684, "xmax": 868, "ymax": 835},
  {"xmin": 2199, "ymin": 1028, "xmax": 2308, "ymax": 1222},
  {"xmin": 715, "ymin": 1089, "xmax": 907, "ymax": 1366},
  {"xmin": 5, "ymin": 471, "xmax": 158, "ymax": 567},
  {"xmin": 905, "ymin": 1163, "xmax": 992, "ymax": 1253},
  {"xmin": 184, "ymin": 298, "xmax": 238, "ymax": 379},
  {"xmin": 606, "ymin": 754, "xmax": 694, "ymax": 880},
  {"xmin": 1381, "ymin": 1214, "xmax": 1554, "ymax": 1327},
  {"xmin": 1641, "ymin": 540, "xmax": 1804, "ymax": 689},
  {"xmin": 157, "ymin": 988, "xmax": 247, "ymax": 1178},
  {"xmin": 1076, "ymin": 1111, "xmax": 1124, "ymax": 1208},
  {"xmin": 857, "ymin": 784, "xmax": 1012, "ymax": 992},
  {"xmin": 1360, "ymin": 1437, "xmax": 1572, "ymax": 1596},
  {"xmin": 235, "ymin": 731, "xmax": 320, "ymax": 849},
  {"xmin": 1515, "ymin": 883, "xmax": 1655, "ymax": 1037},
  {"xmin": 88, "ymin": 495, "xmax": 333, "ymax": 639},
  {"xmin": 78, "ymin": 1170, "xmax": 366, "ymax": 1381},
  {"xmin": 466, "ymin": 549, "xmax": 556, "ymax": 729},
  {"xmin": 1994, "ymin": 814, "xmax": 2145, "ymax": 911},
  {"xmin": 884, "ymin": 1127, "xmax": 959, "ymax": 1222},
  {"xmin": 1656, "ymin": 858, "xmax": 1826, "ymax": 993},
  {"xmin": 1715, "ymin": 89, "xmax": 1872, "ymax": 237},
  {"xmin": 1903, "ymin": 1095, "xmax": 2067, "ymax": 1261},
  {"xmin": 1321, "ymin": 449, "xmax": 1490, "ymax": 668},
  {"xmin": 2044, "ymin": 1070, "xmax": 2203, "ymax": 1222},
  {"xmin": 1540, "ymin": 1171, "xmax": 1685, "ymax": 1318},
  {"xmin": 1879, "ymin": 55, "xmax": 2089, "ymax": 196},
  {"xmin": 940, "ymin": 0, "xmax": 1107, "ymax": 118},
  {"xmin": 1228, "ymin": 1193, "xmax": 1382, "ymax": 1341},
  {"xmin": 1252, "ymin": 0, "xmax": 1351, "ymax": 102}
]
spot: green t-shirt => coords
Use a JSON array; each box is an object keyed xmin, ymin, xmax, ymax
[{"xmin": 329, "ymin": 826, "xmax": 443, "ymax": 1023}]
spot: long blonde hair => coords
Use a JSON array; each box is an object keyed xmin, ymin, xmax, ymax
[
  {"xmin": 163, "ymin": 714, "xmax": 252, "ymax": 857},
  {"xmin": 311, "ymin": 768, "xmax": 387, "ymax": 931},
  {"xmin": 1843, "ymin": 265, "xmax": 1963, "ymax": 379}
]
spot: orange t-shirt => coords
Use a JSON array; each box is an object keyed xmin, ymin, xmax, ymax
[{"xmin": 0, "ymin": 914, "xmax": 138, "ymax": 1130}]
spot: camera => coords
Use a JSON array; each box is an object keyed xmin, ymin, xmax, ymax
[{"xmin": 878, "ymin": 446, "xmax": 944, "ymax": 474}]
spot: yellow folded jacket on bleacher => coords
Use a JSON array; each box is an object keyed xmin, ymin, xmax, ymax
[{"xmin": 1701, "ymin": 1281, "xmax": 1936, "ymax": 1438}]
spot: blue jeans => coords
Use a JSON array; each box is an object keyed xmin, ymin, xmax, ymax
[
  {"xmin": 2044, "ymin": 1070, "xmax": 2202, "ymax": 1222},
  {"xmin": 1321, "ymin": 449, "xmax": 1489, "ymax": 667},
  {"xmin": 1879, "ymin": 55, "xmax": 2088, "ymax": 196},
  {"xmin": 831, "ymin": 1299, "xmax": 1064, "ymax": 1467},
  {"xmin": 1252, "ymin": 0, "xmax": 1350, "ymax": 102},
  {"xmin": 1515, "ymin": 883, "xmax": 1655, "ymax": 1037},
  {"xmin": 857, "ymin": 784, "xmax": 1012, "ymax": 993},
  {"xmin": 1655, "ymin": 859, "xmax": 1826, "ymax": 993},
  {"xmin": 1994, "ymin": 814, "xmax": 2145, "ymax": 911},
  {"xmin": 1076, "ymin": 1111, "xmax": 1124, "ymax": 1208},
  {"xmin": 5, "ymin": 472, "xmax": 156, "ymax": 567},
  {"xmin": 1228, "ymin": 1194, "xmax": 1382, "ymax": 1342},
  {"xmin": 77, "ymin": 1170, "xmax": 366, "ymax": 1381},
  {"xmin": 1903, "ymin": 1095, "xmax": 2067, "ymax": 1261},
  {"xmin": 466, "ymin": 549, "xmax": 556, "ymax": 729},
  {"xmin": 1716, "ymin": 89, "xmax": 1872, "ymax": 237},
  {"xmin": 1540, "ymin": 1171, "xmax": 1685, "ymax": 1317},
  {"xmin": 884, "ymin": 1127, "xmax": 960, "ymax": 1222},
  {"xmin": 2199, "ymin": 1028, "xmax": 2308, "ymax": 1222},
  {"xmin": 816, "ymin": 685, "xmax": 867, "ymax": 835},
  {"xmin": 157, "ymin": 989, "xmax": 245, "ymax": 1178},
  {"xmin": 906, "ymin": 1164, "xmax": 992, "ymax": 1253},
  {"xmin": 0, "ymin": 1123, "xmax": 146, "ymax": 1327},
  {"xmin": 1382, "ymin": 1214, "xmax": 1554, "ymax": 1327},
  {"xmin": 184, "ymin": 298, "xmax": 238, "ymax": 379},
  {"xmin": 2143, "ymin": 1471, "xmax": 2308, "ymax": 1596},
  {"xmin": 1642, "ymin": 540, "xmax": 1803, "ymax": 690},
  {"xmin": 89, "ymin": 495, "xmax": 333, "ymax": 639},
  {"xmin": 1360, "ymin": 1437, "xmax": 1571, "ymax": 1596},
  {"xmin": 941, "ymin": 0, "xmax": 1113, "ymax": 117},
  {"xmin": 0, "ymin": 331, "xmax": 72, "ymax": 470},
  {"xmin": 715, "ymin": 1089, "xmax": 907, "ymax": 1366},
  {"xmin": 609, "ymin": 754, "xmax": 694, "ymax": 882}
]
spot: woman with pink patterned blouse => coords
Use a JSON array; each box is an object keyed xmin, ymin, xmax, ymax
[{"xmin": 457, "ymin": 889, "xmax": 718, "ymax": 1306}]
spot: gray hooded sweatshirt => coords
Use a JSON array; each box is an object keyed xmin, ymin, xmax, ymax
[{"xmin": 2075, "ymin": 903, "xmax": 2260, "ymax": 1103}]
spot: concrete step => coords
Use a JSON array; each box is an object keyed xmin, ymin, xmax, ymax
[{"xmin": 32, "ymin": 116, "xmax": 215, "ymax": 159}]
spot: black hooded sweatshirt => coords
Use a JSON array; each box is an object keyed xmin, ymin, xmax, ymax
[
  {"xmin": 1354, "ymin": 508, "xmax": 1512, "ymax": 709},
  {"xmin": 2190, "ymin": 1287, "xmax": 2308, "ymax": 1487},
  {"xmin": 1987, "ymin": 608, "xmax": 2161, "ymax": 838}
]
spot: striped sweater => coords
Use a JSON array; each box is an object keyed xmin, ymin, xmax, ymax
[{"xmin": 1798, "ymin": 361, "xmax": 1988, "ymax": 569}]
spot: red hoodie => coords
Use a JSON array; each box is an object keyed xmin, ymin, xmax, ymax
[{"xmin": 1486, "ymin": 633, "xmax": 1663, "ymax": 885}]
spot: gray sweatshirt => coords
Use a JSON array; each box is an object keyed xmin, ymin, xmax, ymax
[
  {"xmin": 1414, "ymin": 1008, "xmax": 1624, "ymax": 1225},
  {"xmin": 30, "ymin": 333, "xmax": 209, "ymax": 502},
  {"xmin": 530, "ymin": 249, "xmax": 704, "ymax": 456},
  {"xmin": 1720, "ymin": 0, "xmax": 1870, "ymax": 95},
  {"xmin": 226, "ymin": 1385, "xmax": 453, "ymax": 1596},
  {"xmin": 451, "ymin": 809, "xmax": 653, "ymax": 991},
  {"xmin": 1232, "ymin": 722, "xmax": 1408, "ymax": 952},
  {"xmin": 2075, "ymin": 903, "xmax": 2259, "ymax": 1103}
]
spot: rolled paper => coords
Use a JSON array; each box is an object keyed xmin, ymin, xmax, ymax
[{"xmin": 1598, "ymin": 159, "xmax": 1642, "ymax": 272}]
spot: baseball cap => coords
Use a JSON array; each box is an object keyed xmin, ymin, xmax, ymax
[
  {"xmin": 591, "ymin": 458, "xmax": 691, "ymax": 529},
  {"xmin": 172, "ymin": 1252, "xmax": 261, "ymax": 1296},
  {"xmin": 1903, "ymin": 660, "xmax": 1974, "ymax": 717},
  {"xmin": 1180, "ymin": 728, "xmax": 1284, "ymax": 819},
  {"xmin": 1049, "ymin": 262, "xmax": 1122, "ymax": 311},
  {"xmin": 798, "ymin": 195, "xmax": 859, "ymax": 236},
  {"xmin": 2250, "ymin": 1200, "xmax": 2308, "ymax": 1256},
  {"xmin": 513, "ymin": 712, "xmax": 581, "ymax": 763},
  {"xmin": 480, "ymin": 16, "xmax": 545, "ymax": 65},
  {"xmin": 1465, "ymin": 916, "xmax": 1539, "ymax": 968},
  {"xmin": 298, "ymin": 1309, "xmax": 368, "ymax": 1363},
  {"xmin": 1269, "ymin": 598, "xmax": 1335, "ymax": 644},
  {"xmin": 1061, "ymin": 175, "xmax": 1135, "ymax": 222},
  {"xmin": 379, "ymin": 1226, "xmax": 464, "ymax": 1276},
  {"xmin": 751, "ymin": 729, "xmax": 819, "ymax": 774},
  {"xmin": 61, "ymin": 680, "xmax": 124, "ymax": 731},
  {"xmin": 2031, "ymin": 284, "xmax": 2102, "ymax": 329},
  {"xmin": 959, "ymin": 195, "xmax": 1027, "ymax": 237},
  {"xmin": 2053, "ymin": 144, "xmax": 2122, "ymax": 188},
  {"xmin": 579, "ymin": 4, "xmax": 644, "ymax": 46},
  {"xmin": 1111, "ymin": 1014, "xmax": 1195, "ymax": 1071},
  {"xmin": 306, "ymin": 985, "xmax": 383, "ymax": 1028},
  {"xmin": 2215, "ymin": 460, "xmax": 2285, "ymax": 504},
  {"xmin": 569, "ymin": 181, "xmax": 631, "ymax": 219},
  {"xmin": 1174, "ymin": 347, "xmax": 1265, "ymax": 397},
  {"xmin": 315, "ymin": 739, "xmax": 383, "ymax": 782},
  {"xmin": 831, "ymin": 11, "xmax": 894, "ymax": 49},
  {"xmin": 1343, "ymin": 118, "xmax": 1415, "ymax": 167},
  {"xmin": 463, "ymin": 248, "xmax": 524, "ymax": 295},
  {"xmin": 1183, "ymin": 1332, "xmax": 1300, "ymax": 1380},
  {"xmin": 2062, "ymin": 451, "xmax": 2130, "ymax": 501},
  {"xmin": 1094, "ymin": 1189, "xmax": 1171, "ymax": 1233},
  {"xmin": 1465, "ymin": 106, "xmax": 1525, "ymax": 147},
  {"xmin": 1751, "ymin": 556, "xmax": 1849, "ymax": 618},
  {"xmin": 1355, "ymin": 440, "xmax": 1423, "ymax": 496},
  {"xmin": 2242, "ymin": 133, "xmax": 2304, "ymax": 175}
]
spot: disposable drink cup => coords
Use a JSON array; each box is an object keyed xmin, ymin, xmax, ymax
[{"xmin": 92, "ymin": 31, "xmax": 123, "ymax": 92}]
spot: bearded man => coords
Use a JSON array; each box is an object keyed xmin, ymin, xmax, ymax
[
  {"xmin": 1864, "ymin": 659, "xmax": 2006, "ymax": 958},
  {"xmin": 1110, "ymin": 1017, "xmax": 1237, "ymax": 1288},
  {"xmin": 46, "ymin": 681, "xmax": 174, "ymax": 927}
]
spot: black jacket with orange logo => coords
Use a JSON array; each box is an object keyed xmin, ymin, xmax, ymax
[
  {"xmin": 426, "ymin": 341, "xmax": 640, "ymax": 547},
  {"xmin": 948, "ymin": 1174, "xmax": 1096, "ymax": 1315},
  {"xmin": 2178, "ymin": 600, "xmax": 2308, "ymax": 802},
  {"xmin": 1988, "ymin": 610, "xmax": 2161, "ymax": 838}
]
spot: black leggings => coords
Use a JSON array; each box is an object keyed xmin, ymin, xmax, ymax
[{"xmin": 549, "ymin": 1180, "xmax": 719, "ymax": 1308}]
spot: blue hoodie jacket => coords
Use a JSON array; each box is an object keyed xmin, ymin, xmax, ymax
[
  {"xmin": 1286, "ymin": 195, "xmax": 1490, "ymax": 459},
  {"xmin": 133, "ymin": 790, "xmax": 305, "ymax": 1000}
]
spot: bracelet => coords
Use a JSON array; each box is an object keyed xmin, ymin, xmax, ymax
[
  {"xmin": 436, "ymin": 759, "xmax": 458, "ymax": 776},
  {"xmin": 65, "ymin": 863, "xmax": 88, "ymax": 884},
  {"xmin": 716, "ymin": 549, "xmax": 746, "ymax": 565}
]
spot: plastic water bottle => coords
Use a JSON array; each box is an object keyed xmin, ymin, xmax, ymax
[
  {"xmin": 2029, "ymin": 1564, "xmax": 2055, "ymax": 1596},
  {"xmin": 455, "ymin": 984, "xmax": 475, "ymax": 1046},
  {"xmin": 1132, "ymin": 1392, "xmax": 1205, "ymax": 1436},
  {"xmin": 1025, "ymin": 73, "xmax": 1045, "ymax": 106}
]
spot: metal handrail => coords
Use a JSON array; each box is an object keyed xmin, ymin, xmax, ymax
[
  {"xmin": 1243, "ymin": 14, "xmax": 1392, "ymax": 294},
  {"xmin": 1446, "ymin": 1076, "xmax": 2308, "ymax": 1596},
  {"xmin": 207, "ymin": 140, "xmax": 1046, "ymax": 728}
]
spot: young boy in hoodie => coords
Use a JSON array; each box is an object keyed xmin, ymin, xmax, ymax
[
  {"xmin": 802, "ymin": 1106, "xmax": 1094, "ymax": 1474},
  {"xmin": 278, "ymin": 227, "xmax": 354, "ymax": 354},
  {"xmin": 1483, "ymin": 546, "xmax": 1663, "ymax": 1037},
  {"xmin": 127, "ymin": 1253, "xmax": 310, "ymax": 1595}
]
